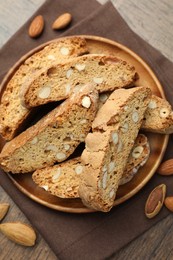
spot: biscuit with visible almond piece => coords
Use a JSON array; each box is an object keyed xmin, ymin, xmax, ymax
[
  {"xmin": 78, "ymin": 86, "xmax": 151, "ymax": 212},
  {"xmin": 99, "ymin": 93, "xmax": 173, "ymax": 134},
  {"xmin": 20, "ymin": 54, "xmax": 138, "ymax": 108},
  {"xmin": 32, "ymin": 134, "xmax": 150, "ymax": 198},
  {"xmin": 0, "ymin": 37, "xmax": 89, "ymax": 141},
  {"xmin": 0, "ymin": 85, "xmax": 98, "ymax": 173},
  {"xmin": 142, "ymin": 95, "xmax": 173, "ymax": 134}
]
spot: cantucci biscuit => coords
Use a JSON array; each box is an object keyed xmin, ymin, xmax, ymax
[
  {"xmin": 78, "ymin": 86, "xmax": 151, "ymax": 212},
  {"xmin": 99, "ymin": 93, "xmax": 173, "ymax": 134},
  {"xmin": 32, "ymin": 157, "xmax": 82, "ymax": 198},
  {"xmin": 20, "ymin": 54, "xmax": 138, "ymax": 108},
  {"xmin": 32, "ymin": 134, "xmax": 150, "ymax": 199},
  {"xmin": 0, "ymin": 85, "xmax": 98, "ymax": 173},
  {"xmin": 142, "ymin": 95, "xmax": 173, "ymax": 134},
  {"xmin": 0, "ymin": 37, "xmax": 89, "ymax": 140},
  {"xmin": 120, "ymin": 134, "xmax": 150, "ymax": 185}
]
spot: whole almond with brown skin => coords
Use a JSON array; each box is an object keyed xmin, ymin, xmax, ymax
[
  {"xmin": 0, "ymin": 222, "xmax": 36, "ymax": 246},
  {"xmin": 145, "ymin": 184, "xmax": 166, "ymax": 218},
  {"xmin": 28, "ymin": 15, "xmax": 44, "ymax": 38},
  {"xmin": 52, "ymin": 13, "xmax": 72, "ymax": 30},
  {"xmin": 157, "ymin": 159, "xmax": 173, "ymax": 175},
  {"xmin": 0, "ymin": 203, "xmax": 10, "ymax": 221},
  {"xmin": 164, "ymin": 196, "xmax": 173, "ymax": 212}
]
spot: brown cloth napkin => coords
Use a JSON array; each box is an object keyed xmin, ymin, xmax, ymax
[{"xmin": 1, "ymin": 0, "xmax": 173, "ymax": 259}]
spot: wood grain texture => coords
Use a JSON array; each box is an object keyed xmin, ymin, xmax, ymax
[{"xmin": 0, "ymin": 0, "xmax": 173, "ymax": 259}]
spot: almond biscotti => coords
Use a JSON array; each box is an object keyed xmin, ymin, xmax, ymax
[
  {"xmin": 99, "ymin": 93, "xmax": 173, "ymax": 134},
  {"xmin": 20, "ymin": 54, "xmax": 138, "ymax": 108},
  {"xmin": 119, "ymin": 133, "xmax": 150, "ymax": 185},
  {"xmin": 142, "ymin": 95, "xmax": 173, "ymax": 134},
  {"xmin": 78, "ymin": 86, "xmax": 151, "ymax": 212},
  {"xmin": 0, "ymin": 85, "xmax": 98, "ymax": 173},
  {"xmin": 0, "ymin": 36, "xmax": 89, "ymax": 141},
  {"xmin": 32, "ymin": 157, "xmax": 82, "ymax": 198},
  {"xmin": 32, "ymin": 134, "xmax": 150, "ymax": 199}
]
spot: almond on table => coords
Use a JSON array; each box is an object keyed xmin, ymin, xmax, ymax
[
  {"xmin": 145, "ymin": 184, "xmax": 166, "ymax": 218},
  {"xmin": 157, "ymin": 159, "xmax": 173, "ymax": 175},
  {"xmin": 0, "ymin": 203, "xmax": 10, "ymax": 221},
  {"xmin": 164, "ymin": 196, "xmax": 173, "ymax": 212},
  {"xmin": 52, "ymin": 13, "xmax": 72, "ymax": 30},
  {"xmin": 28, "ymin": 15, "xmax": 44, "ymax": 38},
  {"xmin": 0, "ymin": 222, "xmax": 36, "ymax": 246}
]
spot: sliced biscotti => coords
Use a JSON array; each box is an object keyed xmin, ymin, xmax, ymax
[
  {"xmin": 78, "ymin": 86, "xmax": 151, "ymax": 212},
  {"xmin": 0, "ymin": 85, "xmax": 98, "ymax": 173},
  {"xmin": 20, "ymin": 54, "xmax": 138, "ymax": 108},
  {"xmin": 120, "ymin": 134, "xmax": 150, "ymax": 185},
  {"xmin": 32, "ymin": 157, "xmax": 82, "ymax": 198},
  {"xmin": 142, "ymin": 95, "xmax": 173, "ymax": 134},
  {"xmin": 32, "ymin": 134, "xmax": 150, "ymax": 198},
  {"xmin": 0, "ymin": 36, "xmax": 89, "ymax": 141},
  {"xmin": 99, "ymin": 93, "xmax": 173, "ymax": 134}
]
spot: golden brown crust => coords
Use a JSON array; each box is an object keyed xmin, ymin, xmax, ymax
[
  {"xmin": 78, "ymin": 87, "xmax": 151, "ymax": 212},
  {"xmin": 0, "ymin": 85, "xmax": 98, "ymax": 173},
  {"xmin": 142, "ymin": 95, "xmax": 173, "ymax": 134},
  {"xmin": 32, "ymin": 134, "xmax": 150, "ymax": 199},
  {"xmin": 0, "ymin": 37, "xmax": 89, "ymax": 141},
  {"xmin": 20, "ymin": 54, "xmax": 137, "ymax": 108}
]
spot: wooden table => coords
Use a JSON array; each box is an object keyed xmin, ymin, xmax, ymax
[{"xmin": 0, "ymin": 0, "xmax": 173, "ymax": 259}]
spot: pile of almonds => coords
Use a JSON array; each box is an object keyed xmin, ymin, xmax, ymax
[
  {"xmin": 145, "ymin": 159, "xmax": 173, "ymax": 218},
  {"xmin": 0, "ymin": 203, "xmax": 36, "ymax": 246},
  {"xmin": 28, "ymin": 12, "xmax": 72, "ymax": 38}
]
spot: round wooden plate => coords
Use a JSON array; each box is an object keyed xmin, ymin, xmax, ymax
[{"xmin": 0, "ymin": 35, "xmax": 169, "ymax": 213}]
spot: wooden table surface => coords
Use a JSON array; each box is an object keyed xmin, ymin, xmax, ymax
[{"xmin": 0, "ymin": 0, "xmax": 173, "ymax": 259}]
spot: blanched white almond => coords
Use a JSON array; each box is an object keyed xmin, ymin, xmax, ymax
[
  {"xmin": 66, "ymin": 187, "xmax": 73, "ymax": 192},
  {"xmin": 60, "ymin": 46, "xmax": 69, "ymax": 56},
  {"xmin": 79, "ymin": 133, "xmax": 86, "ymax": 141},
  {"xmin": 132, "ymin": 146, "xmax": 144, "ymax": 158},
  {"xmin": 102, "ymin": 171, "xmax": 108, "ymax": 189},
  {"xmin": 112, "ymin": 132, "xmax": 118, "ymax": 145},
  {"xmin": 75, "ymin": 63, "xmax": 86, "ymax": 71},
  {"xmin": 38, "ymin": 86, "xmax": 51, "ymax": 99},
  {"xmin": 81, "ymin": 96, "xmax": 91, "ymax": 108},
  {"xmin": 56, "ymin": 152, "xmax": 66, "ymax": 161},
  {"xmin": 47, "ymin": 54, "xmax": 56, "ymax": 60},
  {"xmin": 98, "ymin": 180, "xmax": 102, "ymax": 188},
  {"xmin": 102, "ymin": 165, "xmax": 107, "ymax": 173},
  {"xmin": 64, "ymin": 144, "xmax": 70, "ymax": 151},
  {"xmin": 117, "ymin": 138, "xmax": 123, "ymax": 153},
  {"xmin": 52, "ymin": 168, "xmax": 61, "ymax": 181},
  {"xmin": 148, "ymin": 100, "xmax": 157, "ymax": 109},
  {"xmin": 132, "ymin": 111, "xmax": 139, "ymax": 123},
  {"xmin": 121, "ymin": 122, "xmax": 129, "ymax": 133},
  {"xmin": 160, "ymin": 108, "xmax": 170, "ymax": 118},
  {"xmin": 75, "ymin": 165, "xmax": 83, "ymax": 174},
  {"xmin": 45, "ymin": 144, "xmax": 58, "ymax": 152},
  {"xmin": 69, "ymin": 134, "xmax": 74, "ymax": 140},
  {"xmin": 93, "ymin": 77, "xmax": 103, "ymax": 84},
  {"xmin": 99, "ymin": 93, "xmax": 108, "ymax": 103},
  {"xmin": 65, "ymin": 84, "xmax": 71, "ymax": 94},
  {"xmin": 80, "ymin": 119, "xmax": 87, "ymax": 124},
  {"xmin": 41, "ymin": 185, "xmax": 48, "ymax": 191},
  {"xmin": 108, "ymin": 161, "xmax": 116, "ymax": 173},
  {"xmin": 109, "ymin": 188, "xmax": 115, "ymax": 199},
  {"xmin": 30, "ymin": 137, "xmax": 38, "ymax": 145},
  {"xmin": 66, "ymin": 68, "xmax": 73, "ymax": 79}
]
